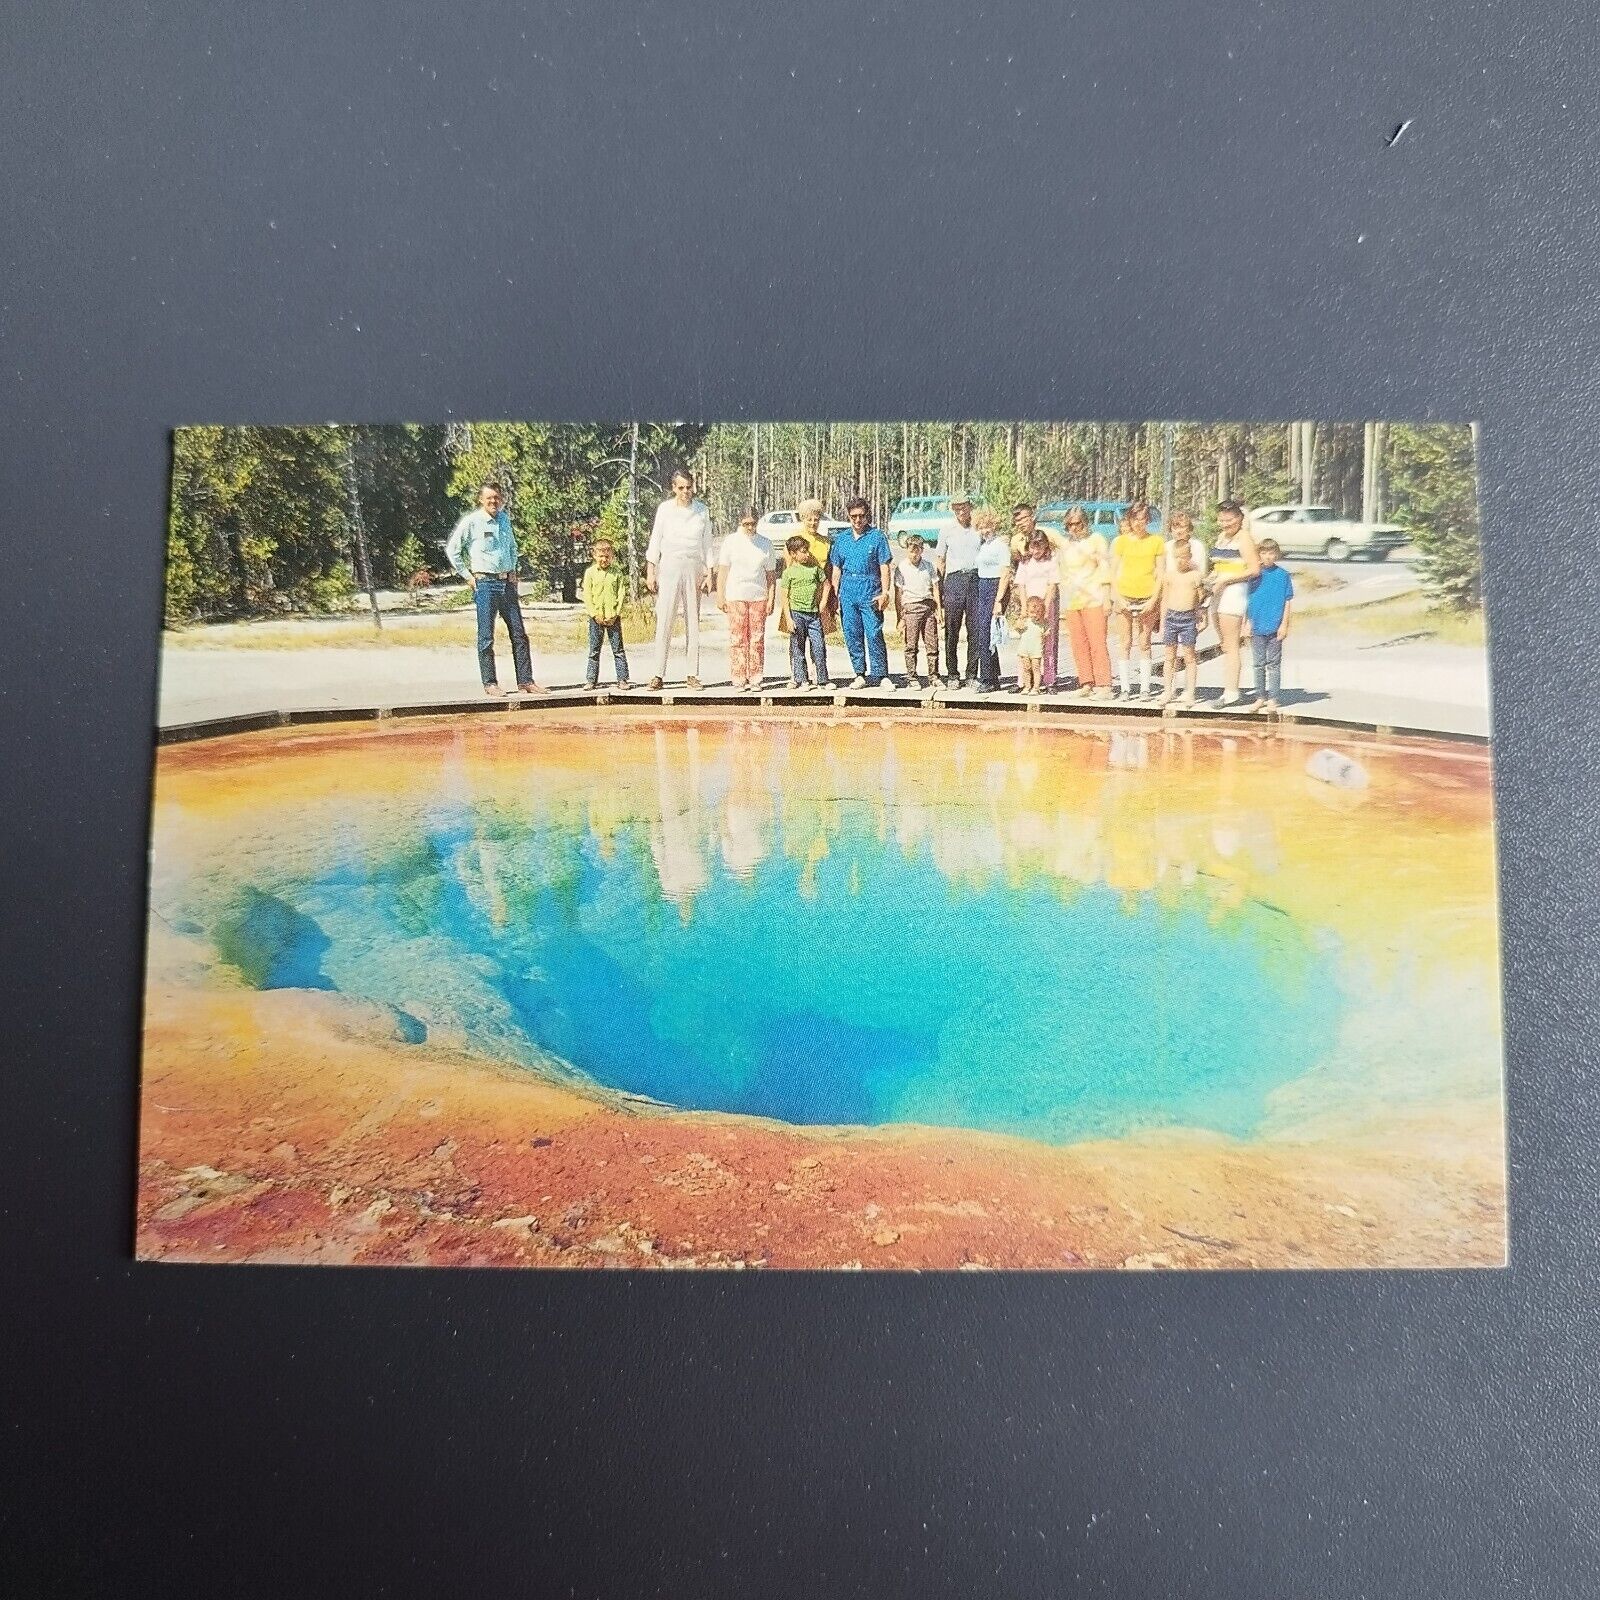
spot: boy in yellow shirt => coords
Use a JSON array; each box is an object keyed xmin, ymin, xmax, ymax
[{"xmin": 582, "ymin": 539, "xmax": 632, "ymax": 689}]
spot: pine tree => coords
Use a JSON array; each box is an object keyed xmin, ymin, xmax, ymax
[{"xmin": 1387, "ymin": 424, "xmax": 1482, "ymax": 611}]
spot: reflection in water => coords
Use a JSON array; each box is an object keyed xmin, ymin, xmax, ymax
[
  {"xmin": 624, "ymin": 721, "xmax": 1291, "ymax": 926},
  {"xmin": 154, "ymin": 715, "xmax": 1501, "ymax": 1147}
]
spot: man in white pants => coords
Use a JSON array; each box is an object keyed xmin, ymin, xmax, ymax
[{"xmin": 646, "ymin": 469, "xmax": 714, "ymax": 689}]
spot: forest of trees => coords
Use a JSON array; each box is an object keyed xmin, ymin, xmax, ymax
[{"xmin": 164, "ymin": 419, "xmax": 1483, "ymax": 624}]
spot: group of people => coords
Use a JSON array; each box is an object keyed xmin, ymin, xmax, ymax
[{"xmin": 446, "ymin": 473, "xmax": 1296, "ymax": 713}]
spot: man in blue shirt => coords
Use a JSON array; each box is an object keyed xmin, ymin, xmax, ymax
[
  {"xmin": 828, "ymin": 497, "xmax": 893, "ymax": 687},
  {"xmin": 446, "ymin": 482, "xmax": 541, "ymax": 695},
  {"xmin": 935, "ymin": 490, "xmax": 981, "ymax": 688}
]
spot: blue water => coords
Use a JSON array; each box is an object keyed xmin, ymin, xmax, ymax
[{"xmin": 207, "ymin": 799, "xmax": 1344, "ymax": 1146}]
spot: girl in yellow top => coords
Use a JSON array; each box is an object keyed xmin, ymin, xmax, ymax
[{"xmin": 1108, "ymin": 502, "xmax": 1165, "ymax": 700}]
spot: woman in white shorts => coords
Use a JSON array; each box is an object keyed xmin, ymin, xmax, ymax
[{"xmin": 1207, "ymin": 499, "xmax": 1260, "ymax": 708}]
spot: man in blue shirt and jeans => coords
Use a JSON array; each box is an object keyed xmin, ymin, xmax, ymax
[
  {"xmin": 829, "ymin": 497, "xmax": 894, "ymax": 687},
  {"xmin": 446, "ymin": 482, "xmax": 542, "ymax": 696}
]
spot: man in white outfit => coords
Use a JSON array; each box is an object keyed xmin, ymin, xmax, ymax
[{"xmin": 646, "ymin": 469, "xmax": 714, "ymax": 689}]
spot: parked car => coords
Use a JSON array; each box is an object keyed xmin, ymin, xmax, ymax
[
  {"xmin": 1036, "ymin": 499, "xmax": 1164, "ymax": 539},
  {"xmin": 757, "ymin": 508, "xmax": 848, "ymax": 546},
  {"xmin": 1248, "ymin": 504, "xmax": 1409, "ymax": 562}
]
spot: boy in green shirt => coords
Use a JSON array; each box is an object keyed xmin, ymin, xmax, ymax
[
  {"xmin": 582, "ymin": 540, "xmax": 631, "ymax": 689},
  {"xmin": 778, "ymin": 534, "xmax": 831, "ymax": 690}
]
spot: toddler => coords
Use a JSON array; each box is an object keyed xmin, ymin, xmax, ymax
[{"xmin": 1016, "ymin": 595, "xmax": 1047, "ymax": 694}]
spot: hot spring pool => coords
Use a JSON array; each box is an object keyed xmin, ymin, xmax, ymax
[{"xmin": 147, "ymin": 712, "xmax": 1504, "ymax": 1147}]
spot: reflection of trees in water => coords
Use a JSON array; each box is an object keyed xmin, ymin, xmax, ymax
[{"xmin": 630, "ymin": 720, "xmax": 1283, "ymax": 922}]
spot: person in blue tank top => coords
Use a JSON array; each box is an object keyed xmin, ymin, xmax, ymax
[{"xmin": 828, "ymin": 498, "xmax": 894, "ymax": 687}]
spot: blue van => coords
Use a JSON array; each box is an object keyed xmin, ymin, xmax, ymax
[
  {"xmin": 886, "ymin": 493, "xmax": 971, "ymax": 549},
  {"xmin": 1037, "ymin": 499, "xmax": 1164, "ymax": 539}
]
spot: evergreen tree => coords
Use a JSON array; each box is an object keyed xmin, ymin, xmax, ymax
[{"xmin": 1387, "ymin": 424, "xmax": 1482, "ymax": 610}]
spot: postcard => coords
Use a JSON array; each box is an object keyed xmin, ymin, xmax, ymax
[{"xmin": 138, "ymin": 419, "xmax": 1503, "ymax": 1269}]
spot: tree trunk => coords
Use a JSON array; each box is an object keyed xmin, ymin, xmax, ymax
[{"xmin": 342, "ymin": 431, "xmax": 383, "ymax": 630}]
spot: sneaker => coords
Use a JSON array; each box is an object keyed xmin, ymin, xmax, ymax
[
  {"xmin": 616, "ymin": 680, "xmax": 632, "ymax": 692},
  {"xmin": 648, "ymin": 676, "xmax": 664, "ymax": 691},
  {"xmin": 483, "ymin": 684, "xmax": 506, "ymax": 697},
  {"xmin": 1216, "ymin": 693, "xmax": 1244, "ymax": 711},
  {"xmin": 787, "ymin": 679, "xmax": 803, "ymax": 691},
  {"xmin": 1249, "ymin": 698, "xmax": 1269, "ymax": 716},
  {"xmin": 1158, "ymin": 690, "xmax": 1174, "ymax": 708},
  {"xmin": 1266, "ymin": 699, "xmax": 1282, "ymax": 714},
  {"xmin": 849, "ymin": 675, "xmax": 867, "ymax": 689},
  {"xmin": 583, "ymin": 680, "xmax": 599, "ymax": 691},
  {"xmin": 1180, "ymin": 693, "xmax": 1197, "ymax": 710},
  {"xmin": 686, "ymin": 677, "xmax": 703, "ymax": 691}
]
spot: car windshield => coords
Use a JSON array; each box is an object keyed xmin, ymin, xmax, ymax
[{"xmin": 1301, "ymin": 507, "xmax": 1337, "ymax": 523}]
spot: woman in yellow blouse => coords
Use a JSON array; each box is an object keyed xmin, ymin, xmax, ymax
[{"xmin": 1057, "ymin": 505, "xmax": 1114, "ymax": 696}]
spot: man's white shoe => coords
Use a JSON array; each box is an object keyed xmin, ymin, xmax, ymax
[{"xmin": 849, "ymin": 675, "xmax": 867, "ymax": 688}]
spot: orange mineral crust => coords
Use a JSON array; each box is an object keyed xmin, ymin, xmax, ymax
[
  {"xmin": 137, "ymin": 983, "xmax": 1503, "ymax": 1270},
  {"xmin": 138, "ymin": 711, "xmax": 1506, "ymax": 1270}
]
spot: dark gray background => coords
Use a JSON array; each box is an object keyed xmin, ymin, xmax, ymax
[{"xmin": 3, "ymin": 3, "xmax": 1597, "ymax": 1596}]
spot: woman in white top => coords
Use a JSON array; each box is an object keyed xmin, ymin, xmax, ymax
[
  {"xmin": 646, "ymin": 470, "xmax": 715, "ymax": 689},
  {"xmin": 716, "ymin": 507, "xmax": 777, "ymax": 690}
]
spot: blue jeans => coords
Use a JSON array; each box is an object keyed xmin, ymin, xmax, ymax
[
  {"xmin": 941, "ymin": 568, "xmax": 980, "ymax": 681},
  {"xmin": 473, "ymin": 576, "xmax": 533, "ymax": 688},
  {"xmin": 975, "ymin": 576, "xmax": 1003, "ymax": 687},
  {"xmin": 788, "ymin": 611, "xmax": 828, "ymax": 683},
  {"xmin": 585, "ymin": 617, "xmax": 629, "ymax": 685},
  {"xmin": 1253, "ymin": 633, "xmax": 1283, "ymax": 699},
  {"xmin": 839, "ymin": 581, "xmax": 888, "ymax": 681}
]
